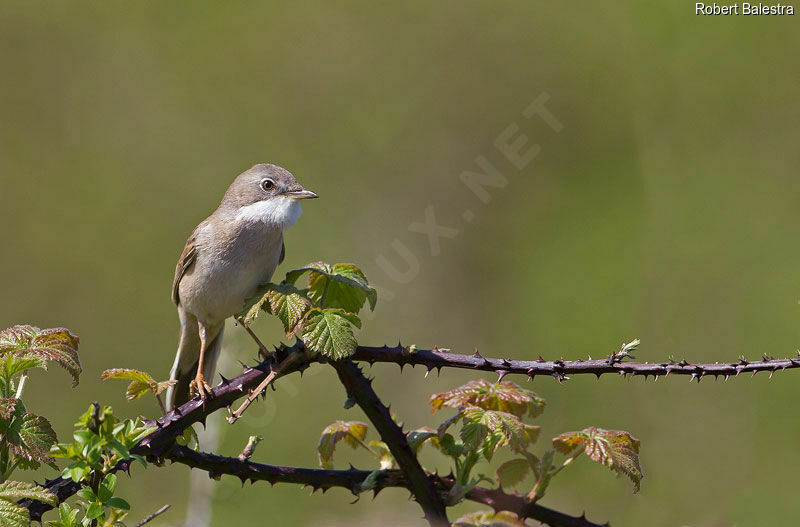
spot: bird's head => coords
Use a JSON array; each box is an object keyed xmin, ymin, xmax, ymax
[{"xmin": 222, "ymin": 163, "xmax": 318, "ymax": 229}]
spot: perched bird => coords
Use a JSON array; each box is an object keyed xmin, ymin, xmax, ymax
[{"xmin": 166, "ymin": 163, "xmax": 317, "ymax": 410}]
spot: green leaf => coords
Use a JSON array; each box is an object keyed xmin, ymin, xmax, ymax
[
  {"xmin": 552, "ymin": 426, "xmax": 643, "ymax": 492},
  {"xmin": 0, "ymin": 480, "xmax": 57, "ymax": 506},
  {"xmin": 317, "ymin": 420, "xmax": 369, "ymax": 468},
  {"xmin": 240, "ymin": 283, "xmax": 312, "ymax": 335},
  {"xmin": 436, "ymin": 433, "xmax": 464, "ymax": 458},
  {"xmin": 75, "ymin": 488, "xmax": 96, "ymax": 502},
  {"xmin": 452, "ymin": 510, "xmax": 526, "ymax": 527},
  {"xmin": 0, "ymin": 500, "xmax": 29, "ymax": 527},
  {"xmin": 495, "ymin": 458, "xmax": 530, "ymax": 489},
  {"xmin": 286, "ymin": 262, "xmax": 377, "ymax": 313},
  {"xmin": 4, "ymin": 407, "xmax": 57, "ymax": 463},
  {"xmin": 0, "ymin": 325, "xmax": 81, "ymax": 386},
  {"xmin": 301, "ymin": 308, "xmax": 360, "ymax": 359},
  {"xmin": 48, "ymin": 502, "xmax": 80, "ymax": 527},
  {"xmin": 1, "ymin": 355, "xmax": 46, "ymax": 381},
  {"xmin": 101, "ymin": 369, "xmax": 158, "ymax": 401},
  {"xmin": 98, "ymin": 474, "xmax": 116, "ymax": 502},
  {"xmin": 430, "ymin": 379, "xmax": 545, "ymax": 418},
  {"xmin": 85, "ymin": 501, "xmax": 104, "ymax": 520},
  {"xmin": 460, "ymin": 406, "xmax": 539, "ymax": 458},
  {"xmin": 407, "ymin": 428, "xmax": 438, "ymax": 454},
  {"xmin": 105, "ymin": 497, "xmax": 130, "ymax": 511},
  {"xmin": 528, "ymin": 450, "xmax": 556, "ymax": 502}
]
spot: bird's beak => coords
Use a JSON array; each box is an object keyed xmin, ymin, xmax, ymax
[{"xmin": 282, "ymin": 188, "xmax": 318, "ymax": 200}]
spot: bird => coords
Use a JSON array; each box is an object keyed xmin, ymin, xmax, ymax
[{"xmin": 166, "ymin": 163, "xmax": 317, "ymax": 411}]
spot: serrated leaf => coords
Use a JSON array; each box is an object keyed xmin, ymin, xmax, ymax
[
  {"xmin": 0, "ymin": 480, "xmax": 58, "ymax": 506},
  {"xmin": 552, "ymin": 426, "xmax": 643, "ymax": 492},
  {"xmin": 101, "ymin": 369, "xmax": 171, "ymax": 401},
  {"xmin": 0, "ymin": 500, "xmax": 29, "ymax": 527},
  {"xmin": 452, "ymin": 510, "xmax": 526, "ymax": 527},
  {"xmin": 430, "ymin": 379, "xmax": 545, "ymax": 419},
  {"xmin": 0, "ymin": 399, "xmax": 16, "ymax": 420},
  {"xmin": 460, "ymin": 406, "xmax": 538, "ymax": 457},
  {"xmin": 0, "ymin": 326, "xmax": 81, "ymax": 386},
  {"xmin": 317, "ymin": 420, "xmax": 369, "ymax": 468},
  {"xmin": 1, "ymin": 355, "xmax": 46, "ymax": 380},
  {"xmin": 301, "ymin": 308, "xmax": 360, "ymax": 359},
  {"xmin": 495, "ymin": 458, "xmax": 530, "ymax": 489},
  {"xmin": 286, "ymin": 262, "xmax": 377, "ymax": 313},
  {"xmin": 239, "ymin": 283, "xmax": 312, "ymax": 334},
  {"xmin": 4, "ymin": 406, "xmax": 57, "ymax": 463}
]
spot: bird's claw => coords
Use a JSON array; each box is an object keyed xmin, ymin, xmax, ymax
[{"xmin": 190, "ymin": 374, "xmax": 212, "ymax": 400}]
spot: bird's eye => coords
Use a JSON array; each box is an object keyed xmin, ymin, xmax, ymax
[{"xmin": 261, "ymin": 179, "xmax": 275, "ymax": 192}]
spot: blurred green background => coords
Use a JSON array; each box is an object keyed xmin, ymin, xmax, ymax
[{"xmin": 2, "ymin": 2, "xmax": 800, "ymax": 526}]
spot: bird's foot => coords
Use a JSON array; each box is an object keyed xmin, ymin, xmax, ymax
[{"xmin": 190, "ymin": 373, "xmax": 212, "ymax": 400}]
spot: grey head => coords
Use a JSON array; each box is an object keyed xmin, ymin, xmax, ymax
[
  {"xmin": 220, "ymin": 163, "xmax": 317, "ymax": 210},
  {"xmin": 214, "ymin": 163, "xmax": 317, "ymax": 230}
]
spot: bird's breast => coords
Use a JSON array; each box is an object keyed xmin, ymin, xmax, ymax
[{"xmin": 179, "ymin": 223, "xmax": 284, "ymax": 325}]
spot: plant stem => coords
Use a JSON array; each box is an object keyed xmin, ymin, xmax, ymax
[{"xmin": 14, "ymin": 374, "xmax": 27, "ymax": 399}]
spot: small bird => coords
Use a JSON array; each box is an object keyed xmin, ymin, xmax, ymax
[{"xmin": 166, "ymin": 163, "xmax": 317, "ymax": 410}]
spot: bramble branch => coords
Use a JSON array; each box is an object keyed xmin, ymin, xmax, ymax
[
  {"xmin": 163, "ymin": 446, "xmax": 608, "ymax": 527},
  {"xmin": 353, "ymin": 344, "xmax": 800, "ymax": 383},
  {"xmin": 332, "ymin": 360, "xmax": 449, "ymax": 526},
  {"xmin": 25, "ymin": 339, "xmax": 796, "ymax": 524}
]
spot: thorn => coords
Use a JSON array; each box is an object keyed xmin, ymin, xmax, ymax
[
  {"xmin": 724, "ymin": 374, "xmax": 729, "ymax": 381},
  {"xmin": 496, "ymin": 370, "xmax": 509, "ymax": 382},
  {"xmin": 473, "ymin": 349, "xmax": 482, "ymax": 358},
  {"xmin": 536, "ymin": 355, "xmax": 546, "ymax": 363},
  {"xmin": 502, "ymin": 358, "xmax": 512, "ymax": 366},
  {"xmin": 678, "ymin": 359, "xmax": 689, "ymax": 367},
  {"xmin": 219, "ymin": 374, "xmax": 230, "ymax": 384}
]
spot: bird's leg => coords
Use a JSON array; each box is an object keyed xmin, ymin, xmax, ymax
[
  {"xmin": 235, "ymin": 316, "xmax": 272, "ymax": 359},
  {"xmin": 189, "ymin": 325, "xmax": 213, "ymax": 399}
]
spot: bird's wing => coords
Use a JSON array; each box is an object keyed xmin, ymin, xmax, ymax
[
  {"xmin": 172, "ymin": 230, "xmax": 198, "ymax": 306},
  {"xmin": 279, "ymin": 239, "xmax": 285, "ymax": 265}
]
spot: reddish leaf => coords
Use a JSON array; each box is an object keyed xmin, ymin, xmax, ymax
[
  {"xmin": 430, "ymin": 379, "xmax": 544, "ymax": 418},
  {"xmin": 0, "ymin": 325, "xmax": 81, "ymax": 386},
  {"xmin": 553, "ymin": 426, "xmax": 643, "ymax": 492}
]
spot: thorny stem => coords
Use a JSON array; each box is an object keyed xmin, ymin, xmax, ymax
[
  {"xmin": 332, "ymin": 360, "xmax": 450, "ymax": 526},
  {"xmin": 353, "ymin": 344, "xmax": 800, "ymax": 382},
  {"xmin": 226, "ymin": 350, "xmax": 302, "ymax": 424},
  {"xmin": 24, "ymin": 339, "xmax": 800, "ymax": 524}
]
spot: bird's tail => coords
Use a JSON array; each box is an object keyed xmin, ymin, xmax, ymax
[{"xmin": 166, "ymin": 321, "xmax": 224, "ymax": 411}]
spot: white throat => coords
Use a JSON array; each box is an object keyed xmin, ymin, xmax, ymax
[{"xmin": 235, "ymin": 196, "xmax": 303, "ymax": 230}]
